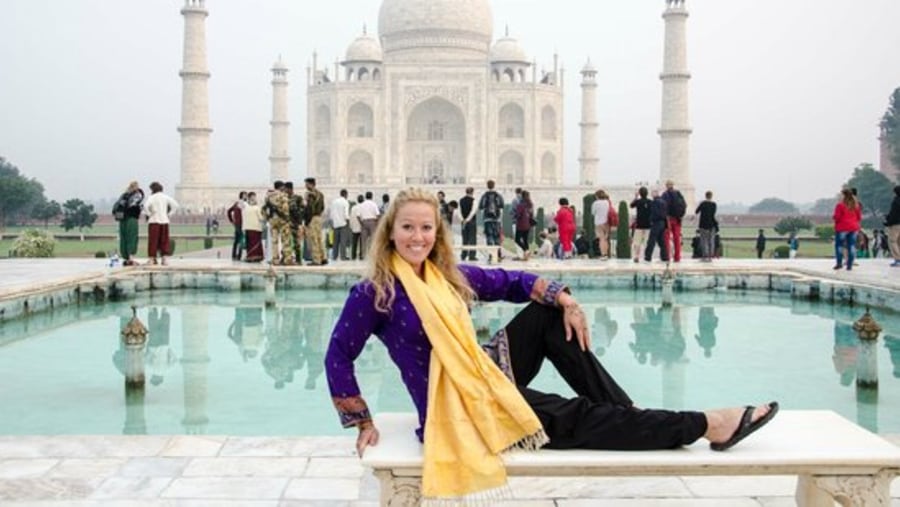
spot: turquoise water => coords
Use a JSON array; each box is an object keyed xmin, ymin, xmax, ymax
[{"xmin": 2, "ymin": 288, "xmax": 900, "ymax": 435}]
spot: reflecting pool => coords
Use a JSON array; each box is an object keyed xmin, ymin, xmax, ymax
[{"xmin": 2, "ymin": 288, "xmax": 899, "ymax": 435}]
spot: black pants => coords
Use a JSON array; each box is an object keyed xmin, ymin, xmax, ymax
[
  {"xmin": 505, "ymin": 303, "xmax": 706, "ymax": 450},
  {"xmin": 461, "ymin": 220, "xmax": 477, "ymax": 260},
  {"xmin": 645, "ymin": 221, "xmax": 669, "ymax": 262},
  {"xmin": 514, "ymin": 229, "xmax": 530, "ymax": 254}
]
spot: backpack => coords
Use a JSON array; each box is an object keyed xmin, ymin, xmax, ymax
[
  {"xmin": 483, "ymin": 191, "xmax": 501, "ymax": 220},
  {"xmin": 112, "ymin": 194, "xmax": 128, "ymax": 221},
  {"xmin": 669, "ymin": 191, "xmax": 687, "ymax": 219},
  {"xmin": 606, "ymin": 200, "xmax": 619, "ymax": 227}
]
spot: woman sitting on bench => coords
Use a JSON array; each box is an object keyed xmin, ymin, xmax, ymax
[{"xmin": 324, "ymin": 188, "xmax": 778, "ymax": 505}]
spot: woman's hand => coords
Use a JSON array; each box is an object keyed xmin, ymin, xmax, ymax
[
  {"xmin": 356, "ymin": 421, "xmax": 380, "ymax": 457},
  {"xmin": 559, "ymin": 293, "xmax": 590, "ymax": 351}
]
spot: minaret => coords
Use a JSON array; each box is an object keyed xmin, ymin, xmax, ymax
[
  {"xmin": 269, "ymin": 57, "xmax": 290, "ymax": 182},
  {"xmin": 579, "ymin": 60, "xmax": 599, "ymax": 186},
  {"xmin": 659, "ymin": 0, "xmax": 694, "ymax": 200},
  {"xmin": 176, "ymin": 0, "xmax": 212, "ymax": 211}
]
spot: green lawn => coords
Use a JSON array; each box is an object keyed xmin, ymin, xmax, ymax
[{"xmin": 1, "ymin": 225, "xmax": 234, "ymax": 258}]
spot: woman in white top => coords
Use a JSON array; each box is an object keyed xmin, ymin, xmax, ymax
[
  {"xmin": 243, "ymin": 192, "xmax": 265, "ymax": 262},
  {"xmin": 141, "ymin": 182, "xmax": 179, "ymax": 265}
]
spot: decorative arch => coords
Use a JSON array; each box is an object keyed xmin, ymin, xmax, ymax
[
  {"xmin": 541, "ymin": 151, "xmax": 556, "ymax": 183},
  {"xmin": 406, "ymin": 96, "xmax": 466, "ymax": 184},
  {"xmin": 348, "ymin": 150, "xmax": 374, "ymax": 184},
  {"xmin": 502, "ymin": 68, "xmax": 515, "ymax": 83},
  {"xmin": 315, "ymin": 150, "xmax": 331, "ymax": 184},
  {"xmin": 315, "ymin": 105, "xmax": 331, "ymax": 140},
  {"xmin": 345, "ymin": 67, "xmax": 355, "ymax": 81},
  {"xmin": 372, "ymin": 68, "xmax": 381, "ymax": 81},
  {"xmin": 541, "ymin": 105, "xmax": 557, "ymax": 140},
  {"xmin": 358, "ymin": 67, "xmax": 370, "ymax": 81},
  {"xmin": 498, "ymin": 102, "xmax": 525, "ymax": 139},
  {"xmin": 492, "ymin": 69, "xmax": 500, "ymax": 82},
  {"xmin": 499, "ymin": 150, "xmax": 525, "ymax": 185},
  {"xmin": 347, "ymin": 102, "xmax": 374, "ymax": 138}
]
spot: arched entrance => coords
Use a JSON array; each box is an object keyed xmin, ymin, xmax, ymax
[{"xmin": 405, "ymin": 97, "xmax": 466, "ymax": 185}]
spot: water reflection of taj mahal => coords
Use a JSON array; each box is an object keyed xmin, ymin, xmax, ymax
[{"xmin": 175, "ymin": 0, "xmax": 695, "ymax": 212}]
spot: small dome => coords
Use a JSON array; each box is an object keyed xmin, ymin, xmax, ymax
[
  {"xmin": 491, "ymin": 36, "xmax": 528, "ymax": 64},
  {"xmin": 344, "ymin": 33, "xmax": 383, "ymax": 63},
  {"xmin": 581, "ymin": 59, "xmax": 597, "ymax": 73},
  {"xmin": 272, "ymin": 57, "xmax": 288, "ymax": 71}
]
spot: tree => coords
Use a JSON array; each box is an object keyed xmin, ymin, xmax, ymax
[
  {"xmin": 846, "ymin": 163, "xmax": 894, "ymax": 222},
  {"xmin": 60, "ymin": 198, "xmax": 98, "ymax": 233},
  {"xmin": 809, "ymin": 196, "xmax": 837, "ymax": 215},
  {"xmin": 773, "ymin": 216, "xmax": 813, "ymax": 236},
  {"xmin": 880, "ymin": 87, "xmax": 900, "ymax": 172},
  {"xmin": 31, "ymin": 199, "xmax": 61, "ymax": 228},
  {"xmin": 748, "ymin": 197, "xmax": 799, "ymax": 215},
  {"xmin": 0, "ymin": 157, "xmax": 46, "ymax": 229}
]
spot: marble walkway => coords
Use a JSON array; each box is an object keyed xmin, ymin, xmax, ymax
[{"xmin": 2, "ymin": 254, "xmax": 900, "ymax": 505}]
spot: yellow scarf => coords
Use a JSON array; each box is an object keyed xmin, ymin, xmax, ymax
[{"xmin": 391, "ymin": 253, "xmax": 548, "ymax": 504}]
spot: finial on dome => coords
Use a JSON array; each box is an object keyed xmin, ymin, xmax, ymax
[
  {"xmin": 363, "ymin": 23, "xmax": 367, "ymax": 35},
  {"xmin": 505, "ymin": 24, "xmax": 509, "ymax": 37}
]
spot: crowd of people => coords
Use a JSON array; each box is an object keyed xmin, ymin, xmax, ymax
[{"xmin": 113, "ymin": 179, "xmax": 900, "ymax": 269}]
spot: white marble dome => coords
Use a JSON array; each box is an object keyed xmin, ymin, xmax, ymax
[
  {"xmin": 378, "ymin": 0, "xmax": 494, "ymax": 55},
  {"xmin": 490, "ymin": 36, "xmax": 528, "ymax": 63},
  {"xmin": 345, "ymin": 33, "xmax": 383, "ymax": 62}
]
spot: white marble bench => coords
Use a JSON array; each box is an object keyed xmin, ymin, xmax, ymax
[{"xmin": 361, "ymin": 411, "xmax": 900, "ymax": 506}]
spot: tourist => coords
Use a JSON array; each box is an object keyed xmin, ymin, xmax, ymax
[
  {"xmin": 513, "ymin": 190, "xmax": 535, "ymax": 260},
  {"xmin": 788, "ymin": 232, "xmax": 799, "ymax": 259},
  {"xmin": 479, "ymin": 180, "xmax": 504, "ymax": 260},
  {"xmin": 645, "ymin": 189, "xmax": 669, "ymax": 262},
  {"xmin": 662, "ymin": 180, "xmax": 687, "ymax": 262},
  {"xmin": 832, "ymin": 188, "xmax": 861, "ymax": 271},
  {"xmin": 755, "ymin": 229, "xmax": 766, "ymax": 259},
  {"xmin": 304, "ymin": 177, "xmax": 327, "ymax": 265},
  {"xmin": 857, "ymin": 229, "xmax": 870, "ymax": 259},
  {"xmin": 265, "ymin": 181, "xmax": 293, "ymax": 265},
  {"xmin": 885, "ymin": 185, "xmax": 900, "ymax": 267},
  {"xmin": 437, "ymin": 191, "xmax": 451, "ymax": 224},
  {"xmin": 226, "ymin": 191, "xmax": 246, "ymax": 261},
  {"xmin": 324, "ymin": 188, "xmax": 778, "ymax": 505},
  {"xmin": 142, "ymin": 181, "xmax": 178, "ymax": 266},
  {"xmin": 243, "ymin": 192, "xmax": 265, "ymax": 262},
  {"xmin": 330, "ymin": 189, "xmax": 351, "ymax": 261},
  {"xmin": 357, "ymin": 191, "xmax": 381, "ymax": 260},
  {"xmin": 536, "ymin": 230, "xmax": 554, "ymax": 258},
  {"xmin": 286, "ymin": 182, "xmax": 306, "ymax": 264},
  {"xmin": 380, "ymin": 193, "xmax": 391, "ymax": 216},
  {"xmin": 553, "ymin": 197, "xmax": 575, "ymax": 258},
  {"xmin": 590, "ymin": 189, "xmax": 612, "ymax": 259},
  {"xmin": 695, "ymin": 190, "xmax": 717, "ymax": 262},
  {"xmin": 113, "ymin": 181, "xmax": 144, "ymax": 266},
  {"xmin": 459, "ymin": 187, "xmax": 478, "ymax": 261},
  {"xmin": 349, "ymin": 194, "xmax": 364, "ymax": 260},
  {"xmin": 630, "ymin": 187, "xmax": 652, "ymax": 263},
  {"xmin": 447, "ymin": 200, "xmax": 463, "ymax": 245}
]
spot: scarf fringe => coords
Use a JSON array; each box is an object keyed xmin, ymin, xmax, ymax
[
  {"xmin": 422, "ymin": 484, "xmax": 513, "ymax": 507},
  {"xmin": 502, "ymin": 428, "xmax": 550, "ymax": 454}
]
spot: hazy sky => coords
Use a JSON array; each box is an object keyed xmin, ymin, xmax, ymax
[{"xmin": 2, "ymin": 0, "xmax": 899, "ymax": 205}]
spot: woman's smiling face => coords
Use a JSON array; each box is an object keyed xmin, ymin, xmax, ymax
[{"xmin": 390, "ymin": 201, "xmax": 437, "ymax": 276}]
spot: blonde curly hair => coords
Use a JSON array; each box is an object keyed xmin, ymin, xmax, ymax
[{"xmin": 366, "ymin": 188, "xmax": 474, "ymax": 313}]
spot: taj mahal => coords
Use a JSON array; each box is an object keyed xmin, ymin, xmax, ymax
[{"xmin": 174, "ymin": 0, "xmax": 694, "ymax": 212}]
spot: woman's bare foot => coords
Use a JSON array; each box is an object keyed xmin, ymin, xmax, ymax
[{"xmin": 705, "ymin": 402, "xmax": 777, "ymax": 449}]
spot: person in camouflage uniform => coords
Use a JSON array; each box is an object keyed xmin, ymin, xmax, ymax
[
  {"xmin": 264, "ymin": 180, "xmax": 293, "ymax": 265},
  {"xmin": 304, "ymin": 177, "xmax": 327, "ymax": 265},
  {"xmin": 285, "ymin": 181, "xmax": 306, "ymax": 264}
]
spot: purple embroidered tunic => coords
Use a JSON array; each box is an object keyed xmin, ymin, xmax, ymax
[{"xmin": 324, "ymin": 264, "xmax": 566, "ymax": 439}]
